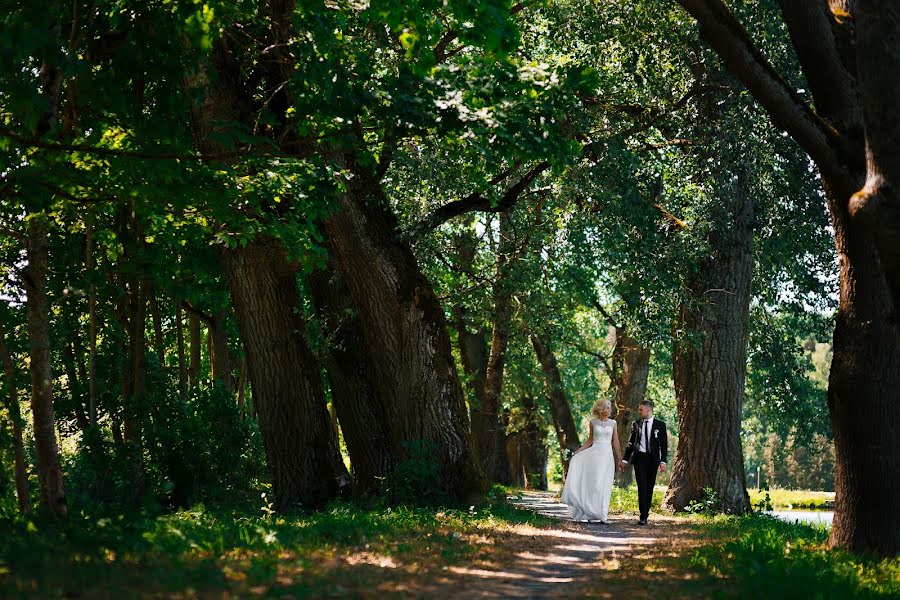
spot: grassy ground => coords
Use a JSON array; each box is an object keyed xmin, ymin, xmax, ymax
[
  {"xmin": 2, "ymin": 485, "xmax": 897, "ymax": 598},
  {"xmin": 749, "ymin": 488, "xmax": 835, "ymax": 509},
  {"xmin": 0, "ymin": 486, "xmax": 552, "ymax": 598}
]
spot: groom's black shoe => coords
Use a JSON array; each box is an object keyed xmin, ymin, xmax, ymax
[{"xmin": 638, "ymin": 518, "xmax": 648, "ymax": 525}]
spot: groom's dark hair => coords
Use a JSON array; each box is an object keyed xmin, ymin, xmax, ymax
[{"xmin": 639, "ymin": 400, "xmax": 653, "ymax": 409}]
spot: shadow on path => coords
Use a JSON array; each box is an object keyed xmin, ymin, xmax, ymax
[{"xmin": 417, "ymin": 490, "xmax": 703, "ymax": 599}]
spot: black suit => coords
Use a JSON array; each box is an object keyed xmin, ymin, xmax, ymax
[{"xmin": 623, "ymin": 417, "xmax": 668, "ymax": 521}]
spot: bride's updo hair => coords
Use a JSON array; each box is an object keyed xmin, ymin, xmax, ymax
[{"xmin": 591, "ymin": 398, "xmax": 613, "ymax": 419}]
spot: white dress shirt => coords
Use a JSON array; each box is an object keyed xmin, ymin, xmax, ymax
[{"xmin": 638, "ymin": 416, "xmax": 654, "ymax": 453}]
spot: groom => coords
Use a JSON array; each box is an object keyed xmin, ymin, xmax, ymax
[{"xmin": 619, "ymin": 400, "xmax": 668, "ymax": 525}]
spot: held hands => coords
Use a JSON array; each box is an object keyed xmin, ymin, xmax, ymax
[
  {"xmin": 658, "ymin": 462, "xmax": 667, "ymax": 473},
  {"xmin": 618, "ymin": 460, "xmax": 627, "ymax": 471}
]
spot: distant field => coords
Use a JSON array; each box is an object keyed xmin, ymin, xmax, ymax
[
  {"xmin": 548, "ymin": 485, "xmax": 835, "ymax": 510},
  {"xmin": 749, "ymin": 489, "xmax": 834, "ymax": 509}
]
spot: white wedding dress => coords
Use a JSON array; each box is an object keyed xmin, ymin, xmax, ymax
[{"xmin": 560, "ymin": 418, "xmax": 615, "ymax": 521}]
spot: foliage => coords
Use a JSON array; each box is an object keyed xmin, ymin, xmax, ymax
[
  {"xmin": 0, "ymin": 489, "xmax": 552, "ymax": 598},
  {"xmin": 684, "ymin": 486, "xmax": 721, "ymax": 516},
  {"xmin": 691, "ymin": 515, "xmax": 900, "ymax": 598},
  {"xmin": 383, "ymin": 439, "xmax": 447, "ymax": 506}
]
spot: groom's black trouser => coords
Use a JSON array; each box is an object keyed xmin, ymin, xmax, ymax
[{"xmin": 632, "ymin": 452, "xmax": 659, "ymax": 520}]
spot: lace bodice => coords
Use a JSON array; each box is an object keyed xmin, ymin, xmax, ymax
[{"xmin": 591, "ymin": 418, "xmax": 615, "ymax": 442}]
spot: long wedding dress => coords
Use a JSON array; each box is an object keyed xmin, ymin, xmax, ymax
[{"xmin": 560, "ymin": 418, "xmax": 616, "ymax": 521}]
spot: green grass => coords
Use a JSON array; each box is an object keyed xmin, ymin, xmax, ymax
[
  {"xmin": 749, "ymin": 488, "xmax": 835, "ymax": 509},
  {"xmin": 0, "ymin": 485, "xmax": 552, "ymax": 599},
  {"xmin": 690, "ymin": 514, "xmax": 900, "ymax": 599}
]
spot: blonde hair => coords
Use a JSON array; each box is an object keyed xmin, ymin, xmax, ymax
[{"xmin": 591, "ymin": 398, "xmax": 613, "ymax": 419}]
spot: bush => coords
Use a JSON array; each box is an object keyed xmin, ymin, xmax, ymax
[
  {"xmin": 62, "ymin": 383, "xmax": 266, "ymax": 514},
  {"xmin": 382, "ymin": 439, "xmax": 446, "ymax": 506}
]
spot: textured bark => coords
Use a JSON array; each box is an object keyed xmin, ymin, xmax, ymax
[
  {"xmin": 223, "ymin": 238, "xmax": 349, "ymax": 509},
  {"xmin": 610, "ymin": 329, "xmax": 650, "ymax": 487},
  {"xmin": 0, "ymin": 321, "xmax": 30, "ymax": 513},
  {"xmin": 24, "ymin": 216, "xmax": 67, "ymax": 518},
  {"xmin": 530, "ymin": 333, "xmax": 580, "ymax": 474},
  {"xmin": 320, "ymin": 162, "xmax": 487, "ymax": 502},
  {"xmin": 676, "ymin": 0, "xmax": 900, "ymax": 554},
  {"xmin": 824, "ymin": 178, "xmax": 900, "ymax": 554},
  {"xmin": 470, "ymin": 211, "xmax": 515, "ymax": 482},
  {"xmin": 309, "ymin": 265, "xmax": 394, "ymax": 493},
  {"xmin": 663, "ymin": 169, "xmax": 753, "ymax": 515},
  {"xmin": 849, "ymin": 1, "xmax": 900, "ymax": 330}
]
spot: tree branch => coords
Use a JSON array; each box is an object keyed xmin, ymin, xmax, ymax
[
  {"xmin": 414, "ymin": 161, "xmax": 550, "ymax": 233},
  {"xmin": 675, "ymin": 0, "xmax": 855, "ymax": 192}
]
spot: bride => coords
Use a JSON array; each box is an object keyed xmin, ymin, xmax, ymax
[{"xmin": 560, "ymin": 398, "xmax": 622, "ymax": 523}]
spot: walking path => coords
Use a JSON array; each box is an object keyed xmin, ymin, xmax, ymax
[{"xmin": 418, "ymin": 490, "xmax": 710, "ymax": 598}]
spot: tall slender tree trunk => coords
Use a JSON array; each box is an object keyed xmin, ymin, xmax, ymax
[
  {"xmin": 309, "ymin": 265, "xmax": 394, "ymax": 493},
  {"xmin": 610, "ymin": 329, "xmax": 650, "ymax": 487},
  {"xmin": 663, "ymin": 168, "xmax": 753, "ymax": 515},
  {"xmin": 320, "ymin": 162, "xmax": 487, "ymax": 502},
  {"xmin": 511, "ymin": 395, "xmax": 548, "ymax": 490},
  {"xmin": 530, "ymin": 333, "xmax": 580, "ymax": 474},
  {"xmin": 471, "ymin": 211, "xmax": 515, "ymax": 482},
  {"xmin": 149, "ymin": 286, "xmax": 165, "ymax": 366},
  {"xmin": 208, "ymin": 309, "xmax": 234, "ymax": 392},
  {"xmin": 222, "ymin": 238, "xmax": 349, "ymax": 509},
  {"xmin": 86, "ymin": 221, "xmax": 98, "ymax": 426},
  {"xmin": 176, "ymin": 299, "xmax": 186, "ymax": 401},
  {"xmin": 0, "ymin": 321, "xmax": 30, "ymax": 513},
  {"xmin": 62, "ymin": 340, "xmax": 89, "ymax": 431},
  {"xmin": 188, "ymin": 312, "xmax": 201, "ymax": 387},
  {"xmin": 24, "ymin": 216, "xmax": 67, "ymax": 518}
]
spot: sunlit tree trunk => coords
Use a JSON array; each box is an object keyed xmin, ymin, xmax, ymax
[
  {"xmin": 25, "ymin": 216, "xmax": 67, "ymax": 518},
  {"xmin": 609, "ymin": 329, "xmax": 650, "ymax": 488},
  {"xmin": 664, "ymin": 167, "xmax": 753, "ymax": 515}
]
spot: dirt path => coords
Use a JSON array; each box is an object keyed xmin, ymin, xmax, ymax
[{"xmin": 415, "ymin": 490, "xmax": 716, "ymax": 599}]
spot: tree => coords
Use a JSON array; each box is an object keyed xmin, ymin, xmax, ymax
[
  {"xmin": 673, "ymin": 0, "xmax": 900, "ymax": 556},
  {"xmin": 664, "ymin": 164, "xmax": 754, "ymax": 514}
]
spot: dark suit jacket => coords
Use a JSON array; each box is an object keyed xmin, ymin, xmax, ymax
[{"xmin": 623, "ymin": 417, "xmax": 668, "ymax": 464}]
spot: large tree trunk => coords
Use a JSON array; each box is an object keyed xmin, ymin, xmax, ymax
[
  {"xmin": 610, "ymin": 329, "xmax": 650, "ymax": 488},
  {"xmin": 309, "ymin": 265, "xmax": 394, "ymax": 494},
  {"xmin": 530, "ymin": 333, "xmax": 580, "ymax": 475},
  {"xmin": 471, "ymin": 211, "xmax": 515, "ymax": 482},
  {"xmin": 320, "ymin": 162, "xmax": 487, "ymax": 502},
  {"xmin": 223, "ymin": 238, "xmax": 349, "ymax": 509},
  {"xmin": 0, "ymin": 320, "xmax": 30, "ymax": 513},
  {"xmin": 663, "ymin": 168, "xmax": 753, "ymax": 515},
  {"xmin": 24, "ymin": 216, "xmax": 67, "ymax": 518},
  {"xmin": 673, "ymin": 0, "xmax": 900, "ymax": 556},
  {"xmin": 824, "ymin": 178, "xmax": 900, "ymax": 554}
]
